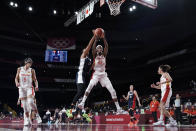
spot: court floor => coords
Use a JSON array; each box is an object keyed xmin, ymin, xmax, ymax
[{"xmin": 0, "ymin": 123, "xmax": 196, "ymax": 131}]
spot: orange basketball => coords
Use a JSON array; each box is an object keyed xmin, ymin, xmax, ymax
[{"xmin": 94, "ymin": 28, "xmax": 104, "ymax": 38}]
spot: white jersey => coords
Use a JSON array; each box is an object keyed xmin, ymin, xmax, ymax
[
  {"xmin": 19, "ymin": 66, "xmax": 32, "ymax": 88},
  {"xmin": 93, "ymin": 55, "xmax": 106, "ymax": 73},
  {"xmin": 76, "ymin": 57, "xmax": 91, "ymax": 84},
  {"xmin": 77, "ymin": 58, "xmax": 85, "ymax": 83},
  {"xmin": 160, "ymin": 75, "xmax": 171, "ymax": 92}
]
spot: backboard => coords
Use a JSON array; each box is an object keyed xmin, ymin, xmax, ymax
[{"xmin": 132, "ymin": 0, "xmax": 157, "ymax": 9}]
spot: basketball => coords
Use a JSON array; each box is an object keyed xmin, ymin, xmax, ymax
[{"xmin": 94, "ymin": 28, "xmax": 104, "ymax": 38}]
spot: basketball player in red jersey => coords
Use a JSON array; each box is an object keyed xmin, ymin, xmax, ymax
[
  {"xmin": 151, "ymin": 65, "xmax": 177, "ymax": 126},
  {"xmin": 78, "ymin": 30, "xmax": 124, "ymax": 113},
  {"xmin": 15, "ymin": 58, "xmax": 41, "ymax": 125}
]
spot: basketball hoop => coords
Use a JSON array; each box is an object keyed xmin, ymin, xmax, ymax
[{"xmin": 106, "ymin": 0, "xmax": 125, "ymax": 16}]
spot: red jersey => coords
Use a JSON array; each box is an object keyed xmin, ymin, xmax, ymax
[
  {"xmin": 184, "ymin": 109, "xmax": 191, "ymax": 114},
  {"xmin": 169, "ymin": 109, "xmax": 174, "ymax": 116},
  {"xmin": 150, "ymin": 100, "xmax": 159, "ymax": 112},
  {"xmin": 191, "ymin": 109, "xmax": 196, "ymax": 115}
]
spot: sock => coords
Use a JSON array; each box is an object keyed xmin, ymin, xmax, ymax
[
  {"xmin": 169, "ymin": 117, "xmax": 174, "ymax": 121},
  {"xmin": 160, "ymin": 114, "xmax": 164, "ymax": 121},
  {"xmin": 114, "ymin": 101, "xmax": 120, "ymax": 110},
  {"xmin": 81, "ymin": 95, "xmax": 87, "ymax": 104},
  {"xmin": 36, "ymin": 113, "xmax": 40, "ymax": 118}
]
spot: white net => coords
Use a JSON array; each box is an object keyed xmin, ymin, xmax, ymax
[{"xmin": 107, "ymin": 0, "xmax": 125, "ymax": 16}]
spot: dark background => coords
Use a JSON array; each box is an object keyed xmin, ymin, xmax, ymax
[{"xmin": 0, "ymin": 0, "xmax": 196, "ymax": 108}]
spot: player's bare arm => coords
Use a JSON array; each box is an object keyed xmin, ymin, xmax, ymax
[
  {"xmin": 156, "ymin": 73, "xmax": 173, "ymax": 85},
  {"xmin": 15, "ymin": 68, "xmax": 20, "ymax": 87},
  {"xmin": 161, "ymin": 73, "xmax": 173, "ymax": 84},
  {"xmin": 81, "ymin": 34, "xmax": 96, "ymax": 59},
  {"xmin": 151, "ymin": 83, "xmax": 161, "ymax": 89},
  {"xmin": 103, "ymin": 37, "xmax": 108, "ymax": 57},
  {"xmin": 134, "ymin": 90, "xmax": 141, "ymax": 106},
  {"xmin": 32, "ymin": 69, "xmax": 39, "ymax": 91},
  {"xmin": 92, "ymin": 38, "xmax": 98, "ymax": 59},
  {"xmin": 122, "ymin": 92, "xmax": 129, "ymax": 100}
]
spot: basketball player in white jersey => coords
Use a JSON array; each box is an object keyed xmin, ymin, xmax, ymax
[
  {"xmin": 15, "ymin": 58, "xmax": 42, "ymax": 125},
  {"xmin": 78, "ymin": 31, "xmax": 124, "ymax": 113},
  {"xmin": 151, "ymin": 65, "xmax": 177, "ymax": 126},
  {"xmin": 71, "ymin": 34, "xmax": 96, "ymax": 106}
]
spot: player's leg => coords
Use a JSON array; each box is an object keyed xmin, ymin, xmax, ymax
[
  {"xmin": 100, "ymin": 75, "xmax": 121, "ymax": 111},
  {"xmin": 153, "ymin": 91, "xmax": 165, "ymax": 125},
  {"xmin": 154, "ymin": 89, "xmax": 176, "ymax": 126},
  {"xmin": 26, "ymin": 88, "xmax": 42, "ymax": 124},
  {"xmin": 162, "ymin": 89, "xmax": 173, "ymax": 119},
  {"xmin": 129, "ymin": 108, "xmax": 135, "ymax": 121},
  {"xmin": 164, "ymin": 91, "xmax": 177, "ymax": 126},
  {"xmin": 19, "ymin": 88, "xmax": 31, "ymax": 125},
  {"xmin": 78, "ymin": 75, "xmax": 98, "ymax": 109},
  {"xmin": 33, "ymin": 99, "xmax": 42, "ymax": 124},
  {"xmin": 72, "ymin": 83, "xmax": 85, "ymax": 105}
]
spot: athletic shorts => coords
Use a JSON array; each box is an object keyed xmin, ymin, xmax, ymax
[
  {"xmin": 90, "ymin": 71, "xmax": 111, "ymax": 87},
  {"xmin": 18, "ymin": 87, "xmax": 35, "ymax": 99},
  {"xmin": 161, "ymin": 87, "xmax": 172, "ymax": 108}
]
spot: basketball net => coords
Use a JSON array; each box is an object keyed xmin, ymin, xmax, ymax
[{"xmin": 106, "ymin": 0, "xmax": 125, "ymax": 16}]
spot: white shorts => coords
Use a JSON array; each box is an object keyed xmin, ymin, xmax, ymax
[
  {"xmin": 161, "ymin": 87, "xmax": 172, "ymax": 108},
  {"xmin": 18, "ymin": 87, "xmax": 35, "ymax": 99},
  {"xmin": 91, "ymin": 71, "xmax": 111, "ymax": 87}
]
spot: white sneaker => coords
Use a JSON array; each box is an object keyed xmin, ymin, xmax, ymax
[
  {"xmin": 153, "ymin": 120, "xmax": 165, "ymax": 126},
  {"xmin": 166, "ymin": 120, "xmax": 177, "ymax": 127},
  {"xmin": 78, "ymin": 102, "xmax": 84, "ymax": 109},
  {"xmin": 24, "ymin": 117, "xmax": 31, "ymax": 126},
  {"xmin": 36, "ymin": 115, "xmax": 42, "ymax": 124}
]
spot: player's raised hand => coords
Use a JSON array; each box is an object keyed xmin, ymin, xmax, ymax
[{"xmin": 92, "ymin": 30, "xmax": 99, "ymax": 40}]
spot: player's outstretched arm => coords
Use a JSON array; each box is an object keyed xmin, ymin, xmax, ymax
[
  {"xmin": 103, "ymin": 37, "xmax": 108, "ymax": 57},
  {"xmin": 81, "ymin": 33, "xmax": 96, "ymax": 59},
  {"xmin": 92, "ymin": 38, "xmax": 98, "ymax": 59}
]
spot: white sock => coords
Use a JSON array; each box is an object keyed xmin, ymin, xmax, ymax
[
  {"xmin": 160, "ymin": 114, "xmax": 164, "ymax": 121},
  {"xmin": 169, "ymin": 117, "xmax": 174, "ymax": 121},
  {"xmin": 81, "ymin": 95, "xmax": 87, "ymax": 104},
  {"xmin": 36, "ymin": 113, "xmax": 40, "ymax": 117},
  {"xmin": 114, "ymin": 101, "xmax": 120, "ymax": 110}
]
